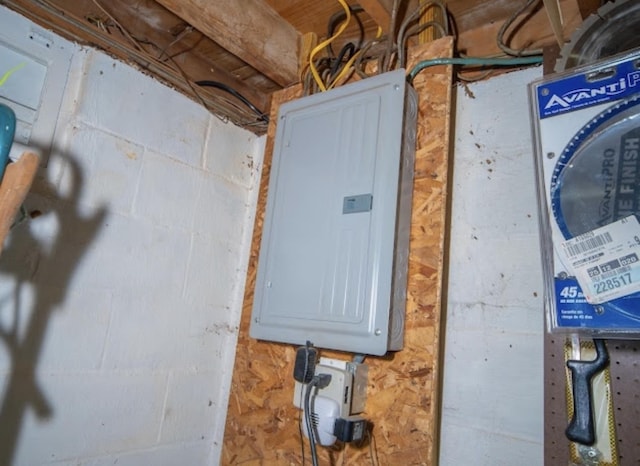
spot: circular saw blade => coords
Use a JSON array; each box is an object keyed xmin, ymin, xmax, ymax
[
  {"xmin": 550, "ymin": 94, "xmax": 640, "ymax": 316},
  {"xmin": 551, "ymin": 95, "xmax": 640, "ymax": 238},
  {"xmin": 555, "ymin": 0, "xmax": 640, "ymax": 72}
]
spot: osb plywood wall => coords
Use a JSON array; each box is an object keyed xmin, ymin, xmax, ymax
[{"xmin": 222, "ymin": 36, "xmax": 454, "ymax": 466}]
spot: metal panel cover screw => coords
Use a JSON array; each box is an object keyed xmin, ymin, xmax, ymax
[{"xmin": 374, "ymin": 328, "xmax": 382, "ymax": 336}]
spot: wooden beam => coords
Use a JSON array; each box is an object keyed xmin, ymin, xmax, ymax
[
  {"xmin": 576, "ymin": 0, "xmax": 602, "ymax": 19},
  {"xmin": 3, "ymin": 0, "xmax": 271, "ymax": 133},
  {"xmin": 104, "ymin": 0, "xmax": 272, "ymax": 111},
  {"xmin": 542, "ymin": 0, "xmax": 565, "ymax": 48},
  {"xmin": 456, "ymin": 0, "xmax": 583, "ymax": 57},
  {"xmin": 153, "ymin": 0, "xmax": 300, "ymax": 87},
  {"xmin": 359, "ymin": 0, "xmax": 393, "ymax": 32}
]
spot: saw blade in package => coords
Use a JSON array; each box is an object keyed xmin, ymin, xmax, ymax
[{"xmin": 530, "ymin": 49, "xmax": 640, "ymax": 335}]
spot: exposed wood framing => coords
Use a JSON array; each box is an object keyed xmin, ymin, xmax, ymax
[
  {"xmin": 456, "ymin": 0, "xmax": 582, "ymax": 57},
  {"xmin": 575, "ymin": 0, "xmax": 601, "ymax": 18},
  {"xmin": 100, "ymin": 0, "xmax": 275, "ymax": 107},
  {"xmin": 1, "ymin": 0, "xmax": 598, "ymax": 136},
  {"xmin": 153, "ymin": 0, "xmax": 301, "ymax": 87},
  {"xmin": 222, "ymin": 36, "xmax": 454, "ymax": 465},
  {"xmin": 359, "ymin": 0, "xmax": 393, "ymax": 32},
  {"xmin": 542, "ymin": 0, "xmax": 565, "ymax": 48},
  {"xmin": 298, "ymin": 32, "xmax": 318, "ymax": 82},
  {"xmin": 2, "ymin": 0, "xmax": 273, "ymax": 132},
  {"xmin": 445, "ymin": 0, "xmax": 516, "ymax": 32}
]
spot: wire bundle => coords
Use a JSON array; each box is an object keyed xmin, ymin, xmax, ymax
[
  {"xmin": 303, "ymin": 0, "xmax": 450, "ymax": 95},
  {"xmin": 303, "ymin": 0, "xmax": 551, "ymax": 90},
  {"xmin": 31, "ymin": 0, "xmax": 550, "ymax": 130}
]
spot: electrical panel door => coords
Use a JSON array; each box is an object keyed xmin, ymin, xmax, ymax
[{"xmin": 250, "ymin": 69, "xmax": 417, "ymax": 355}]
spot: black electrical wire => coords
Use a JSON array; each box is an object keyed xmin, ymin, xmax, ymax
[
  {"xmin": 304, "ymin": 378, "xmax": 320, "ymax": 466},
  {"xmin": 195, "ymin": 80, "xmax": 269, "ymax": 123},
  {"xmin": 329, "ymin": 42, "xmax": 356, "ymax": 80},
  {"xmin": 303, "ymin": 373, "xmax": 333, "ymax": 466},
  {"xmin": 298, "ymin": 382, "xmax": 307, "ymax": 466},
  {"xmin": 326, "ymin": 4, "xmax": 365, "ymax": 57}
]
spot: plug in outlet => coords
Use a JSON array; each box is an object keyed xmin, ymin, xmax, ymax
[
  {"xmin": 293, "ymin": 357, "xmax": 368, "ymax": 417},
  {"xmin": 294, "ymin": 364, "xmax": 352, "ymax": 417}
]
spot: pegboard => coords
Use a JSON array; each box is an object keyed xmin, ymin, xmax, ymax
[
  {"xmin": 608, "ymin": 341, "xmax": 640, "ymax": 463},
  {"xmin": 544, "ymin": 335, "xmax": 640, "ymax": 464}
]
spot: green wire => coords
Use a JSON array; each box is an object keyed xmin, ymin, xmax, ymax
[{"xmin": 408, "ymin": 56, "xmax": 543, "ymax": 82}]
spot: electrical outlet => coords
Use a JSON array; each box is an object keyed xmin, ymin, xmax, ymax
[
  {"xmin": 293, "ymin": 357, "xmax": 369, "ymax": 417},
  {"xmin": 293, "ymin": 363, "xmax": 352, "ymax": 417}
]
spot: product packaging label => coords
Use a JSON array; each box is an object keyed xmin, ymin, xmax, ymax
[
  {"xmin": 559, "ymin": 216, "xmax": 640, "ymax": 303},
  {"xmin": 537, "ymin": 60, "xmax": 640, "ymax": 118}
]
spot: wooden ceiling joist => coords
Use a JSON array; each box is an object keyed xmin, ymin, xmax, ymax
[
  {"xmin": 2, "ymin": 0, "xmax": 273, "ymax": 125},
  {"xmin": 358, "ymin": 0, "xmax": 393, "ymax": 32},
  {"xmin": 1, "ymin": 0, "xmax": 602, "ymax": 133},
  {"xmin": 153, "ymin": 0, "xmax": 301, "ymax": 87}
]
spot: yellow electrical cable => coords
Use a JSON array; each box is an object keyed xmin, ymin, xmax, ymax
[{"xmin": 309, "ymin": 0, "xmax": 351, "ymax": 92}]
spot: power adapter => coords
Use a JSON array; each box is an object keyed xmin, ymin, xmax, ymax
[
  {"xmin": 293, "ymin": 342, "xmax": 318, "ymax": 384},
  {"xmin": 334, "ymin": 416, "xmax": 367, "ymax": 443}
]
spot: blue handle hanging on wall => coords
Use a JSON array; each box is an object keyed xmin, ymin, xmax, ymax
[{"xmin": 0, "ymin": 103, "xmax": 16, "ymax": 182}]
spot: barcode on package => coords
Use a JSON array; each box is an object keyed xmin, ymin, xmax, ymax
[{"xmin": 563, "ymin": 232, "xmax": 613, "ymax": 258}]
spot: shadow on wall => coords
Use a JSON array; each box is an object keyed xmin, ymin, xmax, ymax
[{"xmin": 0, "ymin": 152, "xmax": 106, "ymax": 466}]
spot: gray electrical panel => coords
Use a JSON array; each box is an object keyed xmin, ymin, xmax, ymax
[{"xmin": 250, "ymin": 69, "xmax": 417, "ymax": 356}]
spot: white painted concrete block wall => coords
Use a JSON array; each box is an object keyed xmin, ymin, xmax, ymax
[
  {"xmin": 0, "ymin": 7, "xmax": 263, "ymax": 466},
  {"xmin": 439, "ymin": 67, "xmax": 545, "ymax": 465}
]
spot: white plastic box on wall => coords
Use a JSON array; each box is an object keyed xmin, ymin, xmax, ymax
[{"xmin": 250, "ymin": 69, "xmax": 417, "ymax": 356}]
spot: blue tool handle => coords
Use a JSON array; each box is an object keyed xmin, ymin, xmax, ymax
[
  {"xmin": 0, "ymin": 103, "xmax": 16, "ymax": 181},
  {"xmin": 565, "ymin": 339, "xmax": 609, "ymax": 446}
]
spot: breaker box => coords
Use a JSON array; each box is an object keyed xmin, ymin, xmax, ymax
[{"xmin": 250, "ymin": 69, "xmax": 417, "ymax": 355}]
